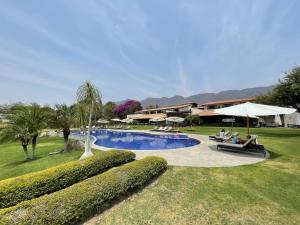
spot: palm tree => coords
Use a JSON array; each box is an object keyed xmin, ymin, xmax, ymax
[
  {"xmin": 26, "ymin": 104, "xmax": 48, "ymax": 159},
  {"xmin": 76, "ymin": 81, "xmax": 101, "ymax": 160},
  {"xmin": 52, "ymin": 104, "xmax": 75, "ymax": 151},
  {"xmin": 0, "ymin": 105, "xmax": 31, "ymax": 160},
  {"xmin": 75, "ymin": 102, "xmax": 87, "ymax": 131}
]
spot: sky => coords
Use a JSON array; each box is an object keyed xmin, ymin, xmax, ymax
[{"xmin": 0, "ymin": 0, "xmax": 299, "ymax": 105}]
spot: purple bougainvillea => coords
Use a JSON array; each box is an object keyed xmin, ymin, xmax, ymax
[{"xmin": 114, "ymin": 100, "xmax": 142, "ymax": 119}]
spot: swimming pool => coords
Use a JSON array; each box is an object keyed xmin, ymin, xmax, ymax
[{"xmin": 90, "ymin": 130, "xmax": 200, "ymax": 150}]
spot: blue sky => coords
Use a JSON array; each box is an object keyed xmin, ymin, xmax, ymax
[{"xmin": 0, "ymin": 0, "xmax": 299, "ymax": 105}]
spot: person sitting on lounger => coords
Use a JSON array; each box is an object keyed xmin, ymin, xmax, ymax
[
  {"xmin": 219, "ymin": 129, "xmax": 225, "ymax": 138},
  {"xmin": 231, "ymin": 133, "xmax": 239, "ymax": 144}
]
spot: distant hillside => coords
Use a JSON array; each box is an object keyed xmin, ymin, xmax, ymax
[{"xmin": 117, "ymin": 85, "xmax": 274, "ymax": 107}]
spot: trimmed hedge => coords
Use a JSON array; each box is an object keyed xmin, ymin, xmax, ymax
[
  {"xmin": 0, "ymin": 156, "xmax": 167, "ymax": 225},
  {"xmin": 0, "ymin": 150, "xmax": 135, "ymax": 209}
]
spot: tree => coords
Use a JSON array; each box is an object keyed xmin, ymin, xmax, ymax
[
  {"xmin": 0, "ymin": 121, "xmax": 31, "ymax": 160},
  {"xmin": 93, "ymin": 101, "xmax": 103, "ymax": 124},
  {"xmin": 52, "ymin": 104, "xmax": 76, "ymax": 152},
  {"xmin": 76, "ymin": 81, "xmax": 101, "ymax": 160},
  {"xmin": 114, "ymin": 100, "xmax": 142, "ymax": 119},
  {"xmin": 73, "ymin": 102, "xmax": 87, "ymax": 130},
  {"xmin": 0, "ymin": 104, "xmax": 32, "ymax": 160},
  {"xmin": 103, "ymin": 101, "xmax": 117, "ymax": 119},
  {"xmin": 185, "ymin": 115, "xmax": 200, "ymax": 126},
  {"xmin": 26, "ymin": 104, "xmax": 49, "ymax": 159},
  {"xmin": 257, "ymin": 65, "xmax": 300, "ymax": 111}
]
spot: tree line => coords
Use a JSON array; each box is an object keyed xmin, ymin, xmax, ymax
[
  {"xmin": 0, "ymin": 81, "xmax": 142, "ymax": 161},
  {"xmin": 257, "ymin": 65, "xmax": 300, "ymax": 112}
]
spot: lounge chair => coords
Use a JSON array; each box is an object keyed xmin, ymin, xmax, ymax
[
  {"xmin": 215, "ymin": 132, "xmax": 239, "ymax": 142},
  {"xmin": 164, "ymin": 127, "xmax": 173, "ymax": 132},
  {"xmin": 157, "ymin": 127, "xmax": 165, "ymax": 131},
  {"xmin": 150, "ymin": 126, "xmax": 159, "ymax": 131},
  {"xmin": 217, "ymin": 135, "xmax": 266, "ymax": 156},
  {"xmin": 124, "ymin": 126, "xmax": 131, "ymax": 130},
  {"xmin": 209, "ymin": 130, "xmax": 230, "ymax": 140}
]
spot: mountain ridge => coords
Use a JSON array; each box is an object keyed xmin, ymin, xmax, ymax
[{"xmin": 116, "ymin": 85, "xmax": 274, "ymax": 107}]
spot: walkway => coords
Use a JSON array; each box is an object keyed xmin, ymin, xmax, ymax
[{"xmin": 91, "ymin": 130, "xmax": 268, "ymax": 168}]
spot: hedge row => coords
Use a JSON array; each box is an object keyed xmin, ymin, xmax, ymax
[
  {"xmin": 0, "ymin": 150, "xmax": 135, "ymax": 209},
  {"xmin": 0, "ymin": 156, "xmax": 167, "ymax": 225}
]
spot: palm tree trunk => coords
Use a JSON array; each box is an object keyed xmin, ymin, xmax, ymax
[
  {"xmin": 20, "ymin": 137, "xmax": 30, "ymax": 160},
  {"xmin": 63, "ymin": 129, "xmax": 70, "ymax": 152},
  {"xmin": 80, "ymin": 102, "xmax": 94, "ymax": 160},
  {"xmin": 31, "ymin": 134, "xmax": 38, "ymax": 159},
  {"xmin": 21, "ymin": 144, "xmax": 30, "ymax": 160}
]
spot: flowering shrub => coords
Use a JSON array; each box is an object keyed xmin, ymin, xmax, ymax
[{"xmin": 114, "ymin": 100, "xmax": 142, "ymax": 118}]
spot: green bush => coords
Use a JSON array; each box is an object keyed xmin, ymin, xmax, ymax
[
  {"xmin": 0, "ymin": 150, "xmax": 135, "ymax": 209},
  {"xmin": 185, "ymin": 115, "xmax": 200, "ymax": 126},
  {"xmin": 0, "ymin": 156, "xmax": 167, "ymax": 225}
]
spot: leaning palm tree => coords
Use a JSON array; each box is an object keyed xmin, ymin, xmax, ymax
[
  {"xmin": 76, "ymin": 81, "xmax": 101, "ymax": 160},
  {"xmin": 52, "ymin": 104, "xmax": 75, "ymax": 152}
]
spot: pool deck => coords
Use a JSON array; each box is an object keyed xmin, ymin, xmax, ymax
[{"xmin": 91, "ymin": 130, "xmax": 268, "ymax": 168}]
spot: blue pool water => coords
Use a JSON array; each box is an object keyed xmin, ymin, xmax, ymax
[{"xmin": 89, "ymin": 130, "xmax": 200, "ymax": 150}]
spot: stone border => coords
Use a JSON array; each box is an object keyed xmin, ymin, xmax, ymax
[{"xmin": 90, "ymin": 130, "xmax": 268, "ymax": 168}]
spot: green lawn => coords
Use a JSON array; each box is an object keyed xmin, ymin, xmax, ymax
[
  {"xmin": 98, "ymin": 126, "xmax": 300, "ymax": 225},
  {"xmin": 0, "ymin": 137, "xmax": 100, "ymax": 180},
  {"xmin": 0, "ymin": 127, "xmax": 299, "ymax": 224}
]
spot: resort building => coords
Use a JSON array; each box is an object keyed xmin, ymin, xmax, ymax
[
  {"xmin": 198, "ymin": 97, "xmax": 256, "ymax": 110},
  {"xmin": 127, "ymin": 99, "xmax": 257, "ymax": 124},
  {"xmin": 136, "ymin": 102, "xmax": 199, "ymax": 115},
  {"xmin": 127, "ymin": 102, "xmax": 200, "ymax": 124},
  {"xmin": 127, "ymin": 97, "xmax": 299, "ymax": 127},
  {"xmin": 197, "ymin": 98, "xmax": 256, "ymax": 125},
  {"xmin": 127, "ymin": 113, "xmax": 167, "ymax": 124}
]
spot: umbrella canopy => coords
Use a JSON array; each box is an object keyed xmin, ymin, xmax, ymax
[
  {"xmin": 214, "ymin": 102, "xmax": 296, "ymax": 136},
  {"xmin": 166, "ymin": 117, "xmax": 184, "ymax": 123},
  {"xmin": 97, "ymin": 119, "xmax": 109, "ymax": 124},
  {"xmin": 214, "ymin": 102, "xmax": 296, "ymax": 117},
  {"xmin": 111, "ymin": 118, "xmax": 122, "ymax": 122},
  {"xmin": 121, "ymin": 118, "xmax": 134, "ymax": 123},
  {"xmin": 149, "ymin": 117, "xmax": 165, "ymax": 122}
]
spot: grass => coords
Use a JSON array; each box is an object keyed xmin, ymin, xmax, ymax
[
  {"xmin": 0, "ymin": 137, "xmax": 101, "ymax": 180},
  {"xmin": 0, "ymin": 126, "xmax": 299, "ymax": 224},
  {"xmin": 97, "ymin": 126, "xmax": 300, "ymax": 225}
]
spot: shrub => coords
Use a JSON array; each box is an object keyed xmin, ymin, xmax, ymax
[
  {"xmin": 114, "ymin": 100, "xmax": 142, "ymax": 119},
  {"xmin": 185, "ymin": 115, "xmax": 200, "ymax": 126},
  {"xmin": 0, "ymin": 150, "xmax": 135, "ymax": 209},
  {"xmin": 0, "ymin": 156, "xmax": 167, "ymax": 225}
]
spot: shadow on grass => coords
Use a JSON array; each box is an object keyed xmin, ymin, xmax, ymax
[
  {"xmin": 267, "ymin": 150, "xmax": 282, "ymax": 159},
  {"xmin": 2, "ymin": 156, "xmax": 45, "ymax": 168},
  {"xmin": 80, "ymin": 172, "xmax": 165, "ymax": 225}
]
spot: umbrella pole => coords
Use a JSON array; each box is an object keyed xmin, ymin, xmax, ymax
[
  {"xmin": 247, "ymin": 116, "xmax": 250, "ymax": 137},
  {"xmin": 231, "ymin": 116, "xmax": 234, "ymax": 133}
]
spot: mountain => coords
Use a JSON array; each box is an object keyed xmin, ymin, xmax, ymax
[{"xmin": 131, "ymin": 85, "xmax": 274, "ymax": 107}]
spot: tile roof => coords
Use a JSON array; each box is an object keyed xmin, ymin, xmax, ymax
[
  {"xmin": 200, "ymin": 97, "xmax": 256, "ymax": 106},
  {"xmin": 138, "ymin": 102, "xmax": 196, "ymax": 112},
  {"xmin": 128, "ymin": 113, "xmax": 167, "ymax": 120},
  {"xmin": 197, "ymin": 110, "xmax": 220, "ymax": 117}
]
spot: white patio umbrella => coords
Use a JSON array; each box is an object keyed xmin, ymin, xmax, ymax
[
  {"xmin": 166, "ymin": 117, "xmax": 184, "ymax": 123},
  {"xmin": 111, "ymin": 118, "xmax": 122, "ymax": 122},
  {"xmin": 149, "ymin": 117, "xmax": 165, "ymax": 123},
  {"xmin": 97, "ymin": 119, "xmax": 109, "ymax": 124},
  {"xmin": 214, "ymin": 102, "xmax": 296, "ymax": 136},
  {"xmin": 121, "ymin": 118, "xmax": 134, "ymax": 123}
]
